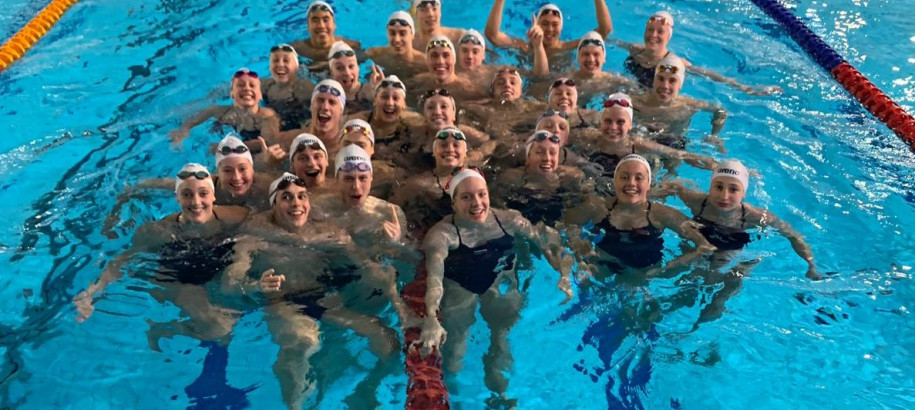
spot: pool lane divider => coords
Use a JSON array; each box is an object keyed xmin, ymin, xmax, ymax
[
  {"xmin": 0, "ymin": 0, "xmax": 80, "ymax": 73},
  {"xmin": 401, "ymin": 260, "xmax": 450, "ymax": 409},
  {"xmin": 749, "ymin": 0, "xmax": 915, "ymax": 149}
]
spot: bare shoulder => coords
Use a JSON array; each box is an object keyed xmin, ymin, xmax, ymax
[{"xmin": 216, "ymin": 205, "xmax": 250, "ymax": 222}]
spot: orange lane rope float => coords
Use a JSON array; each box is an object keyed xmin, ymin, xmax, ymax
[{"xmin": 0, "ymin": 0, "xmax": 80, "ymax": 73}]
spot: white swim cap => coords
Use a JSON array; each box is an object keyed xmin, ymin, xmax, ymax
[
  {"xmin": 214, "ymin": 134, "xmax": 254, "ymax": 168},
  {"xmin": 327, "ymin": 41, "xmax": 355, "ymax": 61},
  {"xmin": 307, "ymin": 1, "xmax": 334, "ymax": 16},
  {"xmin": 446, "ymin": 167, "xmax": 486, "ymax": 197},
  {"xmin": 334, "ymin": 144, "xmax": 373, "ymax": 177},
  {"xmin": 387, "ymin": 11, "xmax": 415, "ymax": 34},
  {"xmin": 340, "ymin": 119, "xmax": 375, "ymax": 145},
  {"xmin": 175, "ymin": 163, "xmax": 215, "ymax": 193},
  {"xmin": 374, "ymin": 74, "xmax": 407, "ymax": 97},
  {"xmin": 614, "ymin": 154, "xmax": 652, "ymax": 182},
  {"xmin": 289, "ymin": 133, "xmax": 327, "ymax": 162},
  {"xmin": 577, "ymin": 31, "xmax": 605, "ymax": 52},
  {"xmin": 604, "ymin": 92, "xmax": 633, "ymax": 121},
  {"xmin": 432, "ymin": 126, "xmax": 467, "ymax": 148},
  {"xmin": 712, "ymin": 159, "xmax": 749, "ymax": 191},
  {"xmin": 649, "ymin": 11, "xmax": 674, "ymax": 27},
  {"xmin": 459, "ymin": 29, "xmax": 486, "ymax": 52},
  {"xmin": 426, "ymin": 34, "xmax": 454, "ymax": 53},
  {"xmin": 536, "ymin": 4, "xmax": 562, "ymax": 20},
  {"xmin": 312, "ymin": 78, "xmax": 347, "ymax": 108},
  {"xmin": 268, "ymin": 172, "xmax": 307, "ymax": 205},
  {"xmin": 270, "ymin": 43, "xmax": 299, "ymax": 59},
  {"xmin": 656, "ymin": 55, "xmax": 686, "ymax": 82},
  {"xmin": 535, "ymin": 109, "xmax": 568, "ymax": 131}
]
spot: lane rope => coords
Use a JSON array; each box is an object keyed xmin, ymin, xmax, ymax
[{"xmin": 0, "ymin": 0, "xmax": 80, "ymax": 73}]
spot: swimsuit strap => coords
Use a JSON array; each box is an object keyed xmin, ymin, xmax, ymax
[
  {"xmin": 213, "ymin": 207, "xmax": 221, "ymax": 221},
  {"xmin": 740, "ymin": 203, "xmax": 747, "ymax": 229},
  {"xmin": 492, "ymin": 211, "xmax": 510, "ymax": 236},
  {"xmin": 367, "ymin": 110, "xmax": 374, "ymax": 123},
  {"xmin": 696, "ymin": 196, "xmax": 710, "ymax": 219},
  {"xmin": 451, "ymin": 217, "xmax": 464, "ymax": 247},
  {"xmin": 645, "ymin": 201, "xmax": 654, "ymax": 225},
  {"xmin": 561, "ymin": 147, "xmax": 568, "ymax": 165},
  {"xmin": 663, "ymin": 50, "xmax": 670, "ymax": 58}
]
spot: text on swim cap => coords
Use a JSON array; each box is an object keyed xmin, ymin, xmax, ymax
[{"xmin": 717, "ymin": 168, "xmax": 741, "ymax": 176}]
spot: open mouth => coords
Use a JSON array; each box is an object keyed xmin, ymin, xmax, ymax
[
  {"xmin": 430, "ymin": 114, "xmax": 447, "ymax": 125},
  {"xmin": 621, "ymin": 187, "xmax": 640, "ymax": 196},
  {"xmin": 316, "ymin": 112, "xmax": 332, "ymax": 125},
  {"xmin": 434, "ymin": 64, "xmax": 449, "ymax": 76},
  {"xmin": 539, "ymin": 163, "xmax": 554, "ymax": 172},
  {"xmin": 304, "ymin": 170, "xmax": 321, "ymax": 177}
]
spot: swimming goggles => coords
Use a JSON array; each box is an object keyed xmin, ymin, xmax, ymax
[
  {"xmin": 538, "ymin": 109, "xmax": 569, "ymax": 121},
  {"xmin": 578, "ymin": 38, "xmax": 604, "ymax": 49},
  {"xmin": 338, "ymin": 161, "xmax": 372, "ymax": 173},
  {"xmin": 416, "ymin": 0, "xmax": 439, "ymax": 9},
  {"xmin": 550, "ymin": 78, "xmax": 576, "ymax": 89},
  {"xmin": 426, "ymin": 39, "xmax": 452, "ymax": 51},
  {"xmin": 647, "ymin": 16, "xmax": 671, "ymax": 27},
  {"xmin": 497, "ymin": 68, "xmax": 521, "ymax": 78},
  {"xmin": 307, "ymin": 3, "xmax": 333, "ymax": 15},
  {"xmin": 435, "ymin": 129, "xmax": 467, "ymax": 141},
  {"xmin": 378, "ymin": 79, "xmax": 406, "ymax": 90},
  {"xmin": 531, "ymin": 131, "xmax": 561, "ymax": 144},
  {"xmin": 657, "ymin": 64, "xmax": 680, "ymax": 74},
  {"xmin": 539, "ymin": 8, "xmax": 561, "ymax": 17},
  {"xmin": 270, "ymin": 175, "xmax": 308, "ymax": 202},
  {"xmin": 388, "ymin": 18, "xmax": 412, "ymax": 28},
  {"xmin": 233, "ymin": 69, "xmax": 258, "ymax": 79},
  {"xmin": 603, "ymin": 98, "xmax": 632, "ymax": 108},
  {"xmin": 459, "ymin": 35, "xmax": 483, "ymax": 46},
  {"xmin": 177, "ymin": 170, "xmax": 210, "ymax": 180},
  {"xmin": 295, "ymin": 139, "xmax": 324, "ymax": 153},
  {"xmin": 218, "ymin": 145, "xmax": 250, "ymax": 155},
  {"xmin": 270, "ymin": 44, "xmax": 296, "ymax": 54},
  {"xmin": 330, "ymin": 49, "xmax": 355, "ymax": 59},
  {"xmin": 424, "ymin": 88, "xmax": 452, "ymax": 98},
  {"xmin": 343, "ymin": 124, "xmax": 371, "ymax": 137},
  {"xmin": 316, "ymin": 84, "xmax": 342, "ymax": 96}
]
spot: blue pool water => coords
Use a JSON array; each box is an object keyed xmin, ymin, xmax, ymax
[{"xmin": 1, "ymin": 0, "xmax": 913, "ymax": 408}]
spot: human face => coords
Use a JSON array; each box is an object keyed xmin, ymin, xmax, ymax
[
  {"xmin": 292, "ymin": 147, "xmax": 328, "ymax": 183},
  {"xmin": 492, "ymin": 72, "xmax": 522, "ymax": 100},
  {"xmin": 453, "ymin": 177, "xmax": 489, "ymax": 223},
  {"xmin": 176, "ymin": 179, "xmax": 215, "ymax": 223},
  {"xmin": 643, "ymin": 20, "xmax": 672, "ymax": 51},
  {"xmin": 230, "ymin": 76, "xmax": 262, "ymax": 108},
  {"xmin": 433, "ymin": 134, "xmax": 467, "ymax": 169},
  {"xmin": 373, "ymin": 89, "xmax": 405, "ymax": 123},
  {"xmin": 387, "ymin": 26, "xmax": 413, "ymax": 55},
  {"xmin": 269, "ymin": 51, "xmax": 298, "ymax": 83},
  {"xmin": 709, "ymin": 177, "xmax": 745, "ymax": 211},
  {"xmin": 653, "ymin": 71, "xmax": 682, "ymax": 102},
  {"xmin": 600, "ymin": 108, "xmax": 632, "ymax": 142},
  {"xmin": 274, "ymin": 183, "xmax": 310, "ymax": 229},
  {"xmin": 340, "ymin": 133, "xmax": 375, "ymax": 156},
  {"xmin": 548, "ymin": 84, "xmax": 577, "ymax": 113},
  {"xmin": 426, "ymin": 46, "xmax": 455, "ymax": 82},
  {"xmin": 537, "ymin": 14, "xmax": 563, "ymax": 48},
  {"xmin": 423, "ymin": 95, "xmax": 455, "ymax": 128},
  {"xmin": 330, "ymin": 55, "xmax": 360, "ymax": 91},
  {"xmin": 311, "ymin": 94, "xmax": 342, "ymax": 133},
  {"xmin": 577, "ymin": 45, "xmax": 605, "ymax": 74},
  {"xmin": 458, "ymin": 43, "xmax": 484, "ymax": 71},
  {"xmin": 338, "ymin": 170, "xmax": 373, "ymax": 208},
  {"xmin": 218, "ymin": 156, "xmax": 254, "ymax": 196},
  {"xmin": 526, "ymin": 141, "xmax": 560, "ymax": 175},
  {"xmin": 308, "ymin": 10, "xmax": 336, "ymax": 45},
  {"xmin": 613, "ymin": 161, "xmax": 650, "ymax": 204},
  {"xmin": 415, "ymin": 2, "xmax": 441, "ymax": 31},
  {"xmin": 536, "ymin": 116, "xmax": 570, "ymax": 145}
]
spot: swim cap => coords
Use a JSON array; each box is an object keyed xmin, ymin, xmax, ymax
[
  {"xmin": 656, "ymin": 55, "xmax": 686, "ymax": 82},
  {"xmin": 289, "ymin": 133, "xmax": 327, "ymax": 162},
  {"xmin": 387, "ymin": 11, "xmax": 415, "ymax": 34},
  {"xmin": 270, "ymin": 43, "xmax": 299, "ymax": 59},
  {"xmin": 175, "ymin": 163, "xmax": 215, "ymax": 193},
  {"xmin": 432, "ymin": 126, "xmax": 466, "ymax": 147},
  {"xmin": 604, "ymin": 92, "xmax": 633, "ymax": 121},
  {"xmin": 268, "ymin": 172, "xmax": 306, "ymax": 205},
  {"xmin": 459, "ymin": 29, "xmax": 486, "ymax": 52},
  {"xmin": 577, "ymin": 31, "xmax": 605, "ymax": 51},
  {"xmin": 712, "ymin": 159, "xmax": 749, "ymax": 191},
  {"xmin": 547, "ymin": 77, "xmax": 577, "ymax": 97},
  {"xmin": 340, "ymin": 119, "xmax": 375, "ymax": 145},
  {"xmin": 489, "ymin": 67, "xmax": 522, "ymax": 94},
  {"xmin": 535, "ymin": 110, "xmax": 568, "ymax": 134},
  {"xmin": 536, "ymin": 4, "xmax": 562, "ymax": 20},
  {"xmin": 614, "ymin": 154, "xmax": 652, "ymax": 182},
  {"xmin": 312, "ymin": 78, "xmax": 347, "ymax": 108},
  {"xmin": 525, "ymin": 130, "xmax": 561, "ymax": 157},
  {"xmin": 307, "ymin": 0, "xmax": 334, "ymax": 16},
  {"xmin": 446, "ymin": 168, "xmax": 486, "ymax": 197},
  {"xmin": 334, "ymin": 144, "xmax": 373, "ymax": 177},
  {"xmin": 649, "ymin": 11, "xmax": 674, "ymax": 27},
  {"xmin": 327, "ymin": 41, "xmax": 355, "ymax": 61},
  {"xmin": 413, "ymin": 0, "xmax": 441, "ymax": 10},
  {"xmin": 426, "ymin": 34, "xmax": 454, "ymax": 53},
  {"xmin": 374, "ymin": 74, "xmax": 407, "ymax": 97},
  {"xmin": 214, "ymin": 134, "xmax": 254, "ymax": 167}
]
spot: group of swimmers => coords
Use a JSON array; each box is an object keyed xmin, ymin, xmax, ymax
[{"xmin": 73, "ymin": 1, "xmax": 821, "ymax": 408}]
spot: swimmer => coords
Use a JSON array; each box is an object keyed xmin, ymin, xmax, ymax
[
  {"xmin": 411, "ymin": 0, "xmax": 465, "ymax": 51},
  {"xmin": 544, "ymin": 78, "xmax": 598, "ymax": 132},
  {"xmin": 336, "ymin": 118, "xmax": 402, "ymax": 199},
  {"xmin": 417, "ymin": 167, "xmax": 574, "ymax": 405},
  {"xmin": 485, "ymin": 1, "xmax": 613, "ymax": 55},
  {"xmin": 75, "ymin": 164, "xmax": 249, "ymax": 349},
  {"xmin": 617, "ymin": 11, "xmax": 780, "ymax": 94},
  {"xmin": 631, "ymin": 56, "xmax": 729, "ymax": 152},
  {"xmin": 462, "ymin": 68, "xmax": 548, "ymax": 139},
  {"xmin": 290, "ymin": 1, "xmax": 361, "ymax": 62},
  {"xmin": 278, "ymin": 79, "xmax": 346, "ymax": 153},
  {"xmin": 491, "ymin": 109, "xmax": 591, "ymax": 172},
  {"xmin": 456, "ymin": 29, "xmax": 496, "ymax": 78},
  {"xmin": 348, "ymin": 75, "xmax": 424, "ymax": 167},
  {"xmin": 413, "ymin": 89, "xmax": 494, "ymax": 164},
  {"xmin": 366, "ymin": 11, "xmax": 428, "ymax": 80},
  {"xmin": 408, "ymin": 35, "xmax": 488, "ymax": 102},
  {"xmin": 169, "ymin": 68, "xmax": 280, "ymax": 146},
  {"xmin": 533, "ymin": 31, "xmax": 635, "ymax": 101},
  {"xmin": 261, "ymin": 44, "xmax": 315, "ymax": 132},
  {"xmin": 287, "ymin": 133, "xmax": 332, "ymax": 193},
  {"xmin": 328, "ymin": 41, "xmax": 384, "ymax": 114}
]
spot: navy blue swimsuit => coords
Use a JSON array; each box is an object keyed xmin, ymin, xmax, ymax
[
  {"xmin": 693, "ymin": 197, "xmax": 752, "ymax": 251},
  {"xmin": 595, "ymin": 201, "xmax": 665, "ymax": 269},
  {"xmin": 624, "ymin": 51, "xmax": 670, "ymax": 88},
  {"xmin": 443, "ymin": 213, "xmax": 516, "ymax": 294}
]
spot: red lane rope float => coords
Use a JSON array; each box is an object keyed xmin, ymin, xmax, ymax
[
  {"xmin": 831, "ymin": 62, "xmax": 915, "ymax": 146},
  {"xmin": 0, "ymin": 0, "xmax": 80, "ymax": 73},
  {"xmin": 401, "ymin": 259, "xmax": 450, "ymax": 409}
]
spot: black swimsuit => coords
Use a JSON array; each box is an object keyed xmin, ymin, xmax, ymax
[
  {"xmin": 504, "ymin": 184, "xmax": 566, "ymax": 226},
  {"xmin": 588, "ymin": 145, "xmax": 636, "ymax": 179},
  {"xmin": 595, "ymin": 201, "xmax": 665, "ymax": 269},
  {"xmin": 262, "ymin": 80, "xmax": 311, "ymax": 131},
  {"xmin": 443, "ymin": 213, "xmax": 516, "ymax": 294},
  {"xmin": 693, "ymin": 197, "xmax": 752, "ymax": 251},
  {"xmin": 156, "ymin": 212, "xmax": 234, "ymax": 285},
  {"xmin": 624, "ymin": 50, "xmax": 670, "ymax": 88}
]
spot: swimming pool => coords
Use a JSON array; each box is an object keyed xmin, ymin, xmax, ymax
[{"xmin": 1, "ymin": 0, "xmax": 913, "ymax": 408}]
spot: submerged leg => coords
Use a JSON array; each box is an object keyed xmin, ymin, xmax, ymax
[
  {"xmin": 147, "ymin": 284, "xmax": 239, "ymax": 351},
  {"xmin": 479, "ymin": 279, "xmax": 522, "ymax": 405},
  {"xmin": 265, "ymin": 302, "xmax": 321, "ymax": 410},
  {"xmin": 439, "ymin": 283, "xmax": 479, "ymax": 375}
]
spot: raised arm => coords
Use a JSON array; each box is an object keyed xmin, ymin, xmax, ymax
[
  {"xmin": 593, "ymin": 0, "xmax": 613, "ymax": 37},
  {"xmin": 751, "ymin": 207, "xmax": 820, "ymax": 280},
  {"xmin": 529, "ymin": 14, "xmax": 549, "ymax": 76},
  {"xmin": 485, "ymin": 0, "xmax": 528, "ymax": 50}
]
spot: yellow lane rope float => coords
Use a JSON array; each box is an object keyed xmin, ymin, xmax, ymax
[{"xmin": 0, "ymin": 0, "xmax": 80, "ymax": 73}]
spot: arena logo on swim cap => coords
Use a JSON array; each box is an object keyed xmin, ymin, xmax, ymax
[{"xmin": 718, "ymin": 168, "xmax": 740, "ymax": 176}]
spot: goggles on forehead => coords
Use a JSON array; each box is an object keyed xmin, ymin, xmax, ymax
[
  {"xmin": 578, "ymin": 38, "xmax": 604, "ymax": 49},
  {"xmin": 551, "ymin": 78, "xmax": 576, "ymax": 89},
  {"xmin": 378, "ymin": 79, "xmax": 405, "ymax": 90},
  {"xmin": 316, "ymin": 84, "xmax": 342, "ymax": 97},
  {"xmin": 540, "ymin": 109, "xmax": 569, "ymax": 120},
  {"xmin": 657, "ymin": 64, "xmax": 680, "ymax": 74},
  {"xmin": 435, "ymin": 129, "xmax": 467, "ymax": 141},
  {"xmin": 388, "ymin": 18, "xmax": 411, "ymax": 28},
  {"xmin": 276, "ymin": 175, "xmax": 308, "ymax": 191},
  {"xmin": 339, "ymin": 161, "xmax": 372, "ymax": 173},
  {"xmin": 424, "ymin": 88, "xmax": 451, "ymax": 98},
  {"xmin": 218, "ymin": 145, "xmax": 250, "ymax": 155},
  {"xmin": 416, "ymin": 0, "xmax": 439, "ymax": 9},
  {"xmin": 647, "ymin": 16, "xmax": 671, "ymax": 26},
  {"xmin": 540, "ymin": 8, "xmax": 561, "ymax": 17},
  {"xmin": 603, "ymin": 98, "xmax": 632, "ymax": 108},
  {"xmin": 343, "ymin": 125, "xmax": 371, "ymax": 137},
  {"xmin": 295, "ymin": 140, "xmax": 324, "ymax": 153},
  {"xmin": 459, "ymin": 35, "xmax": 483, "ymax": 46},
  {"xmin": 307, "ymin": 3, "xmax": 332, "ymax": 14},
  {"xmin": 270, "ymin": 44, "xmax": 296, "ymax": 54},
  {"xmin": 531, "ymin": 131, "xmax": 561, "ymax": 144},
  {"xmin": 426, "ymin": 39, "xmax": 452, "ymax": 51},
  {"xmin": 330, "ymin": 49, "xmax": 355, "ymax": 59},
  {"xmin": 177, "ymin": 170, "xmax": 210, "ymax": 180},
  {"xmin": 233, "ymin": 69, "xmax": 258, "ymax": 79}
]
